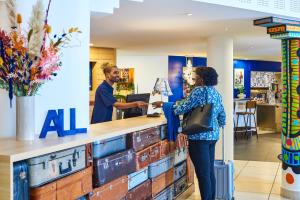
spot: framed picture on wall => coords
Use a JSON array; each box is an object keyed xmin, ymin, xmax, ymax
[{"xmin": 234, "ymin": 68, "xmax": 244, "ymax": 89}]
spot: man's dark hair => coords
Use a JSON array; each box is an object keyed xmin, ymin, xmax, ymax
[{"xmin": 195, "ymin": 67, "xmax": 218, "ymax": 86}]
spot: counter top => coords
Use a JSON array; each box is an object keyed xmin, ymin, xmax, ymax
[{"xmin": 0, "ymin": 116, "xmax": 166, "ymax": 163}]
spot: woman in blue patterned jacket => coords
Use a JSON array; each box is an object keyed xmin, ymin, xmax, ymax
[{"xmin": 155, "ymin": 67, "xmax": 226, "ymax": 200}]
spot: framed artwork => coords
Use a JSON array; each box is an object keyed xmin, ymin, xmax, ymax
[{"xmin": 234, "ymin": 68, "xmax": 244, "ymax": 89}]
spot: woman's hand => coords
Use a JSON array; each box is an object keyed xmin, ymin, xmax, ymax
[{"xmin": 152, "ymin": 101, "xmax": 164, "ymax": 109}]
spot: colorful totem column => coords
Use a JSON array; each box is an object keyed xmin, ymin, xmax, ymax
[{"xmin": 254, "ymin": 17, "xmax": 300, "ymax": 199}]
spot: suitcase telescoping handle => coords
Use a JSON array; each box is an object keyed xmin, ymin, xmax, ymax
[{"xmin": 222, "ymin": 127, "xmax": 225, "ymax": 163}]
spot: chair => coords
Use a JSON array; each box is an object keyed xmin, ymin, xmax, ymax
[{"xmin": 234, "ymin": 100, "xmax": 258, "ymax": 140}]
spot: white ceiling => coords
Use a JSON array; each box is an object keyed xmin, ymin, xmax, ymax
[{"xmin": 90, "ymin": 0, "xmax": 283, "ymax": 61}]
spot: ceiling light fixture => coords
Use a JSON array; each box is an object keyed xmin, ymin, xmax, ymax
[{"xmin": 186, "ymin": 13, "xmax": 193, "ymax": 16}]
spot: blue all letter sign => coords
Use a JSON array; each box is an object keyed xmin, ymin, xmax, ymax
[{"xmin": 39, "ymin": 108, "xmax": 87, "ymax": 139}]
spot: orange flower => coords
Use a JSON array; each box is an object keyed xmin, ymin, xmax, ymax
[
  {"xmin": 0, "ymin": 57, "xmax": 3, "ymax": 65},
  {"xmin": 5, "ymin": 48, "xmax": 12, "ymax": 57},
  {"xmin": 44, "ymin": 24, "xmax": 52, "ymax": 34},
  {"xmin": 16, "ymin": 14, "xmax": 22, "ymax": 24}
]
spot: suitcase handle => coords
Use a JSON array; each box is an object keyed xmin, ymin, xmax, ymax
[{"xmin": 59, "ymin": 160, "xmax": 72, "ymax": 175}]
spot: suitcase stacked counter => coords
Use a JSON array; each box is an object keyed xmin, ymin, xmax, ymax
[
  {"xmin": 186, "ymin": 155, "xmax": 195, "ymax": 184},
  {"xmin": 88, "ymin": 176, "xmax": 128, "ymax": 200},
  {"xmin": 128, "ymin": 167, "xmax": 149, "ymax": 190},
  {"xmin": 152, "ymin": 184, "xmax": 174, "ymax": 200},
  {"xmin": 160, "ymin": 125, "xmax": 167, "ymax": 140},
  {"xmin": 135, "ymin": 147, "xmax": 151, "ymax": 170},
  {"xmin": 13, "ymin": 161, "xmax": 29, "ymax": 200},
  {"xmin": 174, "ymin": 161, "xmax": 187, "ymax": 182},
  {"xmin": 149, "ymin": 142, "xmax": 161, "ymax": 163},
  {"xmin": 173, "ymin": 175, "xmax": 188, "ymax": 197},
  {"xmin": 148, "ymin": 154, "xmax": 174, "ymax": 179},
  {"xmin": 126, "ymin": 179, "xmax": 152, "ymax": 200},
  {"xmin": 28, "ymin": 145, "xmax": 86, "ymax": 188},
  {"xmin": 93, "ymin": 135, "xmax": 126, "ymax": 158},
  {"xmin": 93, "ymin": 149, "xmax": 135, "ymax": 187},
  {"xmin": 30, "ymin": 167, "xmax": 93, "ymax": 200},
  {"xmin": 174, "ymin": 146, "xmax": 188, "ymax": 166},
  {"xmin": 159, "ymin": 140, "xmax": 170, "ymax": 158},
  {"xmin": 151, "ymin": 168, "xmax": 174, "ymax": 197},
  {"xmin": 127, "ymin": 127, "xmax": 161, "ymax": 152}
]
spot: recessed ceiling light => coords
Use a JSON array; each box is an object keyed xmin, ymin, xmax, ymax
[
  {"xmin": 186, "ymin": 13, "xmax": 193, "ymax": 16},
  {"xmin": 90, "ymin": 43, "xmax": 94, "ymax": 46}
]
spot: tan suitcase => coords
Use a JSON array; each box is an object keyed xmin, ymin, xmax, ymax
[
  {"xmin": 159, "ymin": 140, "xmax": 170, "ymax": 158},
  {"xmin": 151, "ymin": 168, "xmax": 174, "ymax": 197}
]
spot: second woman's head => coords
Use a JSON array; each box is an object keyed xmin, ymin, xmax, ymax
[{"xmin": 195, "ymin": 67, "xmax": 218, "ymax": 87}]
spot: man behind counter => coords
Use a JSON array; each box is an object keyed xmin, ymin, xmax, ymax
[{"xmin": 91, "ymin": 64, "xmax": 148, "ymax": 124}]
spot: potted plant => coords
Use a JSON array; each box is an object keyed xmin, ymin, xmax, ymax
[{"xmin": 237, "ymin": 86, "xmax": 245, "ymax": 99}]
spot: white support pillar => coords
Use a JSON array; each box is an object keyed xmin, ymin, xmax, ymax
[{"xmin": 207, "ymin": 36, "xmax": 234, "ymax": 161}]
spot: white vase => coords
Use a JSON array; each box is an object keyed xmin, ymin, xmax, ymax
[{"xmin": 16, "ymin": 96, "xmax": 35, "ymax": 141}]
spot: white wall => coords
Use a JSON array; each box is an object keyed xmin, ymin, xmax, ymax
[
  {"xmin": 0, "ymin": 0, "xmax": 90, "ymax": 138},
  {"xmin": 117, "ymin": 53, "xmax": 169, "ymax": 94}
]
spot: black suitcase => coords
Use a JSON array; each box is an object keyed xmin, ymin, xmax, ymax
[
  {"xmin": 174, "ymin": 175, "xmax": 188, "ymax": 197},
  {"xmin": 93, "ymin": 149, "xmax": 136, "ymax": 187},
  {"xmin": 13, "ymin": 161, "xmax": 29, "ymax": 200}
]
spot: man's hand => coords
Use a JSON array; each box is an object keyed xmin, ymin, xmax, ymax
[
  {"xmin": 135, "ymin": 101, "xmax": 148, "ymax": 108},
  {"xmin": 152, "ymin": 101, "xmax": 164, "ymax": 109}
]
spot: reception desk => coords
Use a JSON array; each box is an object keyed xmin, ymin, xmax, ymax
[{"xmin": 0, "ymin": 116, "xmax": 194, "ymax": 200}]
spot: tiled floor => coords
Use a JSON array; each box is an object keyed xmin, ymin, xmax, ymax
[
  {"xmin": 186, "ymin": 160, "xmax": 291, "ymax": 200},
  {"xmin": 234, "ymin": 133, "xmax": 281, "ymax": 162}
]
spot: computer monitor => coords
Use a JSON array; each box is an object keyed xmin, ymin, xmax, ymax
[{"xmin": 123, "ymin": 93, "xmax": 150, "ymax": 119}]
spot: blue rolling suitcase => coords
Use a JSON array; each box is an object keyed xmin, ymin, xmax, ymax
[
  {"xmin": 214, "ymin": 128, "xmax": 234, "ymax": 200},
  {"xmin": 13, "ymin": 161, "xmax": 29, "ymax": 200}
]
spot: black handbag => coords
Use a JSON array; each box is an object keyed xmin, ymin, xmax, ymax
[{"xmin": 182, "ymin": 89, "xmax": 213, "ymax": 135}]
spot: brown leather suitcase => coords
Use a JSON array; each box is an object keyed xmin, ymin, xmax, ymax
[
  {"xmin": 126, "ymin": 179, "xmax": 152, "ymax": 200},
  {"xmin": 169, "ymin": 141, "xmax": 176, "ymax": 153},
  {"xmin": 159, "ymin": 140, "xmax": 170, "ymax": 158},
  {"xmin": 135, "ymin": 147, "xmax": 151, "ymax": 170},
  {"xmin": 93, "ymin": 149, "xmax": 135, "ymax": 187},
  {"xmin": 127, "ymin": 127, "xmax": 161, "ymax": 152},
  {"xmin": 186, "ymin": 154, "xmax": 195, "ymax": 184},
  {"xmin": 30, "ymin": 167, "xmax": 93, "ymax": 200},
  {"xmin": 86, "ymin": 143, "xmax": 93, "ymax": 167},
  {"xmin": 149, "ymin": 142, "xmax": 161, "ymax": 164},
  {"xmin": 88, "ymin": 176, "xmax": 128, "ymax": 200},
  {"xmin": 30, "ymin": 182, "xmax": 56, "ymax": 200},
  {"xmin": 176, "ymin": 134, "xmax": 188, "ymax": 149},
  {"xmin": 151, "ymin": 168, "xmax": 174, "ymax": 197}
]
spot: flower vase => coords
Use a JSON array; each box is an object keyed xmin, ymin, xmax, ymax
[{"xmin": 16, "ymin": 96, "xmax": 35, "ymax": 141}]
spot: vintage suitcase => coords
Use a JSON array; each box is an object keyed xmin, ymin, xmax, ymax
[
  {"xmin": 86, "ymin": 143, "xmax": 93, "ymax": 167},
  {"xmin": 93, "ymin": 135, "xmax": 126, "ymax": 158},
  {"xmin": 186, "ymin": 155, "xmax": 194, "ymax": 184},
  {"xmin": 151, "ymin": 168, "xmax": 174, "ymax": 197},
  {"xmin": 159, "ymin": 140, "xmax": 170, "ymax": 158},
  {"xmin": 169, "ymin": 141, "xmax": 176, "ymax": 153},
  {"xmin": 149, "ymin": 142, "xmax": 161, "ymax": 164},
  {"xmin": 13, "ymin": 161, "xmax": 29, "ymax": 200},
  {"xmin": 160, "ymin": 125, "xmax": 167, "ymax": 140},
  {"xmin": 126, "ymin": 179, "xmax": 152, "ymax": 200},
  {"xmin": 152, "ymin": 184, "xmax": 174, "ymax": 200},
  {"xmin": 127, "ymin": 127, "xmax": 160, "ymax": 152},
  {"xmin": 128, "ymin": 167, "xmax": 149, "ymax": 190},
  {"xmin": 215, "ymin": 128, "xmax": 234, "ymax": 200},
  {"xmin": 30, "ymin": 167, "xmax": 93, "ymax": 200},
  {"xmin": 173, "ymin": 175, "xmax": 188, "ymax": 197},
  {"xmin": 174, "ymin": 147, "xmax": 187, "ymax": 166},
  {"xmin": 88, "ymin": 176, "xmax": 128, "ymax": 200},
  {"xmin": 148, "ymin": 154, "xmax": 174, "ymax": 178},
  {"xmin": 93, "ymin": 149, "xmax": 135, "ymax": 187},
  {"xmin": 174, "ymin": 161, "xmax": 187, "ymax": 182},
  {"xmin": 28, "ymin": 145, "xmax": 86, "ymax": 188},
  {"xmin": 135, "ymin": 147, "xmax": 150, "ymax": 170},
  {"xmin": 175, "ymin": 134, "xmax": 187, "ymax": 149}
]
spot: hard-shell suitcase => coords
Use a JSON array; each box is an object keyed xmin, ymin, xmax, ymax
[
  {"xmin": 88, "ymin": 176, "xmax": 128, "ymax": 200},
  {"xmin": 28, "ymin": 145, "xmax": 86, "ymax": 187},
  {"xmin": 174, "ymin": 161, "xmax": 187, "ymax": 182},
  {"xmin": 214, "ymin": 128, "xmax": 235, "ymax": 200},
  {"xmin": 174, "ymin": 146, "xmax": 187, "ymax": 166},
  {"xmin": 135, "ymin": 147, "xmax": 151, "ymax": 170},
  {"xmin": 127, "ymin": 127, "xmax": 161, "ymax": 152},
  {"xmin": 86, "ymin": 143, "xmax": 93, "ymax": 167},
  {"xmin": 160, "ymin": 125, "xmax": 167, "ymax": 140},
  {"xmin": 148, "ymin": 154, "xmax": 174, "ymax": 178},
  {"xmin": 152, "ymin": 185, "xmax": 174, "ymax": 200},
  {"xmin": 186, "ymin": 155, "xmax": 195, "ymax": 184},
  {"xmin": 30, "ymin": 167, "xmax": 93, "ymax": 200},
  {"xmin": 128, "ymin": 167, "xmax": 149, "ymax": 190},
  {"xmin": 13, "ymin": 161, "xmax": 29, "ymax": 200},
  {"xmin": 159, "ymin": 140, "xmax": 170, "ymax": 158},
  {"xmin": 149, "ymin": 142, "xmax": 161, "ymax": 164},
  {"xmin": 126, "ymin": 179, "xmax": 152, "ymax": 200},
  {"xmin": 93, "ymin": 135, "xmax": 126, "ymax": 158},
  {"xmin": 93, "ymin": 149, "xmax": 135, "ymax": 187},
  {"xmin": 151, "ymin": 168, "xmax": 174, "ymax": 197},
  {"xmin": 173, "ymin": 175, "xmax": 188, "ymax": 197},
  {"xmin": 176, "ymin": 134, "xmax": 187, "ymax": 149}
]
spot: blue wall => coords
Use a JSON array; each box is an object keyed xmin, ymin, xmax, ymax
[{"xmin": 168, "ymin": 56, "xmax": 281, "ymax": 101}]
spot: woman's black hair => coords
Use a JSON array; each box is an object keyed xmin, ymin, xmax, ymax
[{"xmin": 195, "ymin": 67, "xmax": 218, "ymax": 86}]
